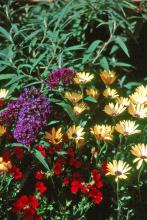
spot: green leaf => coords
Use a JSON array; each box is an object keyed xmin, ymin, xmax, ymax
[
  {"xmin": 0, "ymin": 27, "xmax": 12, "ymax": 42},
  {"xmin": 34, "ymin": 150, "xmax": 50, "ymax": 171},
  {"xmin": 84, "ymin": 96, "xmax": 97, "ymax": 103},
  {"xmin": 124, "ymin": 82, "xmax": 142, "ymax": 89},
  {"xmin": 99, "ymin": 57, "xmax": 109, "ymax": 71},
  {"xmin": 0, "ymin": 74, "xmax": 16, "ymax": 80},
  {"xmin": 57, "ymin": 102, "xmax": 78, "ymax": 123},
  {"xmin": 116, "ymin": 37, "xmax": 129, "ymax": 57},
  {"xmin": 30, "ymin": 50, "xmax": 48, "ymax": 73},
  {"xmin": 82, "ymin": 40, "xmax": 101, "ymax": 63}
]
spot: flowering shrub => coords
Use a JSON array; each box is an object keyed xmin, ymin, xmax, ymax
[{"xmin": 0, "ymin": 67, "xmax": 147, "ymax": 219}]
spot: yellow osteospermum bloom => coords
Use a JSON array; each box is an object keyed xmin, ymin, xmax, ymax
[
  {"xmin": 107, "ymin": 160, "xmax": 131, "ymax": 182},
  {"xmin": 129, "ymin": 92, "xmax": 147, "ymax": 105},
  {"xmin": 115, "ymin": 120, "xmax": 140, "ymax": 136},
  {"xmin": 128, "ymin": 103, "xmax": 147, "ymax": 118},
  {"xmin": 73, "ymin": 103, "xmax": 87, "ymax": 115},
  {"xmin": 65, "ymin": 92, "xmax": 83, "ymax": 104},
  {"xmin": 130, "ymin": 144, "xmax": 147, "ymax": 170},
  {"xmin": 103, "ymin": 88, "xmax": 119, "ymax": 99},
  {"xmin": 44, "ymin": 127, "xmax": 63, "ymax": 145},
  {"xmin": 0, "ymin": 125, "xmax": 6, "ymax": 137},
  {"xmin": 0, "ymin": 157, "xmax": 12, "ymax": 173},
  {"xmin": 86, "ymin": 88, "xmax": 99, "ymax": 100},
  {"xmin": 90, "ymin": 124, "xmax": 114, "ymax": 141},
  {"xmin": 100, "ymin": 70, "xmax": 117, "ymax": 85},
  {"xmin": 116, "ymin": 97, "xmax": 130, "ymax": 107},
  {"xmin": 74, "ymin": 72, "xmax": 94, "ymax": 85},
  {"xmin": 0, "ymin": 89, "xmax": 9, "ymax": 100},
  {"xmin": 103, "ymin": 102, "xmax": 126, "ymax": 117},
  {"xmin": 67, "ymin": 125, "xmax": 85, "ymax": 142},
  {"xmin": 135, "ymin": 85, "xmax": 147, "ymax": 95}
]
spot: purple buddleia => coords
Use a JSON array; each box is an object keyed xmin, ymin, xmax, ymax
[
  {"xmin": 0, "ymin": 87, "xmax": 51, "ymax": 147},
  {"xmin": 46, "ymin": 67, "xmax": 76, "ymax": 89}
]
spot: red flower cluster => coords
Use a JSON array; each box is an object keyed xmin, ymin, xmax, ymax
[
  {"xmin": 9, "ymin": 166, "xmax": 23, "ymax": 180},
  {"xmin": 101, "ymin": 162, "xmax": 109, "ymax": 174},
  {"xmin": 13, "ymin": 195, "xmax": 41, "ymax": 220},
  {"xmin": 37, "ymin": 145, "xmax": 46, "ymax": 157},
  {"xmin": 13, "ymin": 147, "xmax": 24, "ymax": 159},
  {"xmin": 69, "ymin": 169, "xmax": 103, "ymax": 205},
  {"xmin": 36, "ymin": 181, "xmax": 47, "ymax": 194},
  {"xmin": 52, "ymin": 161, "xmax": 63, "ymax": 175}
]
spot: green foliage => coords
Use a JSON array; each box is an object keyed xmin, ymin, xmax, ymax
[{"xmin": 0, "ymin": 0, "xmax": 143, "ymax": 93}]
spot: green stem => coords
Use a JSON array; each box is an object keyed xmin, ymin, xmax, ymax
[
  {"xmin": 137, "ymin": 163, "xmax": 144, "ymax": 201},
  {"xmin": 116, "ymin": 180, "xmax": 121, "ymax": 220}
]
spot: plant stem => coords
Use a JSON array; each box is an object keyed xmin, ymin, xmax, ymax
[
  {"xmin": 137, "ymin": 163, "xmax": 144, "ymax": 201},
  {"xmin": 116, "ymin": 180, "xmax": 121, "ymax": 220}
]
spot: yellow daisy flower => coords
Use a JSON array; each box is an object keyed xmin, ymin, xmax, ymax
[
  {"xmin": 135, "ymin": 85, "xmax": 147, "ymax": 95},
  {"xmin": 0, "ymin": 157, "xmax": 12, "ymax": 173},
  {"xmin": 44, "ymin": 127, "xmax": 63, "ymax": 145},
  {"xmin": 129, "ymin": 92, "xmax": 147, "ymax": 105},
  {"xmin": 65, "ymin": 92, "xmax": 83, "ymax": 104},
  {"xmin": 73, "ymin": 103, "xmax": 87, "ymax": 115},
  {"xmin": 103, "ymin": 88, "xmax": 119, "ymax": 99},
  {"xmin": 90, "ymin": 124, "xmax": 114, "ymax": 141},
  {"xmin": 74, "ymin": 72, "xmax": 94, "ymax": 85},
  {"xmin": 107, "ymin": 160, "xmax": 131, "ymax": 182},
  {"xmin": 128, "ymin": 103, "xmax": 147, "ymax": 118},
  {"xmin": 115, "ymin": 120, "xmax": 140, "ymax": 136},
  {"xmin": 0, "ymin": 89, "xmax": 9, "ymax": 100},
  {"xmin": 100, "ymin": 70, "xmax": 117, "ymax": 85},
  {"xmin": 103, "ymin": 102, "xmax": 126, "ymax": 117},
  {"xmin": 130, "ymin": 144, "xmax": 147, "ymax": 170},
  {"xmin": 76, "ymin": 139, "xmax": 86, "ymax": 148},
  {"xmin": 0, "ymin": 125, "xmax": 6, "ymax": 137},
  {"xmin": 116, "ymin": 97, "xmax": 130, "ymax": 107},
  {"xmin": 86, "ymin": 88, "xmax": 99, "ymax": 100},
  {"xmin": 67, "ymin": 125, "xmax": 85, "ymax": 142}
]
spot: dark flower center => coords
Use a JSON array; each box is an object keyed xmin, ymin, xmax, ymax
[
  {"xmin": 141, "ymin": 155, "xmax": 147, "ymax": 159},
  {"xmin": 115, "ymin": 171, "xmax": 122, "ymax": 176},
  {"xmin": 72, "ymin": 132, "xmax": 77, "ymax": 138}
]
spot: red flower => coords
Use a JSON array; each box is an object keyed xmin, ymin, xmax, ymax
[
  {"xmin": 72, "ymin": 172, "xmax": 83, "ymax": 182},
  {"xmin": 0, "ymin": 101, "xmax": 4, "ymax": 107},
  {"xmin": 48, "ymin": 146, "xmax": 54, "ymax": 155},
  {"xmin": 37, "ymin": 145, "xmax": 44, "ymax": 151},
  {"xmin": 71, "ymin": 180, "xmax": 81, "ymax": 193},
  {"xmin": 9, "ymin": 166, "xmax": 23, "ymax": 180},
  {"xmin": 40, "ymin": 150, "xmax": 46, "ymax": 157},
  {"xmin": 93, "ymin": 191, "xmax": 102, "ymax": 205},
  {"xmin": 52, "ymin": 161, "xmax": 62, "ymax": 175},
  {"xmin": 67, "ymin": 147, "xmax": 75, "ymax": 157},
  {"xmin": 88, "ymin": 185, "xmax": 102, "ymax": 205},
  {"xmin": 69, "ymin": 158, "xmax": 81, "ymax": 168},
  {"xmin": 55, "ymin": 144, "xmax": 61, "ymax": 151},
  {"xmin": 36, "ymin": 181, "xmax": 47, "ymax": 193},
  {"xmin": 8, "ymin": 133, "xmax": 13, "ymax": 139},
  {"xmin": 13, "ymin": 195, "xmax": 28, "ymax": 213},
  {"xmin": 101, "ymin": 162, "xmax": 109, "ymax": 174},
  {"xmin": 2, "ymin": 150, "xmax": 11, "ymax": 162},
  {"xmin": 63, "ymin": 177, "xmax": 69, "ymax": 185},
  {"xmin": 13, "ymin": 147, "xmax": 24, "ymax": 159},
  {"xmin": 95, "ymin": 180, "xmax": 103, "ymax": 189},
  {"xmin": 80, "ymin": 185, "xmax": 88, "ymax": 193},
  {"xmin": 35, "ymin": 171, "xmax": 44, "ymax": 180},
  {"xmin": 56, "ymin": 157, "xmax": 66, "ymax": 165},
  {"xmin": 28, "ymin": 195, "xmax": 39, "ymax": 209}
]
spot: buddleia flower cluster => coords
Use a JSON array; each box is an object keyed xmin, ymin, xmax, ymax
[
  {"xmin": 46, "ymin": 67, "xmax": 76, "ymax": 89},
  {"xmin": 0, "ymin": 87, "xmax": 51, "ymax": 147}
]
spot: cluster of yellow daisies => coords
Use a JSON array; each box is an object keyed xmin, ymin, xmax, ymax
[{"xmin": 63, "ymin": 70, "xmax": 147, "ymax": 181}]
